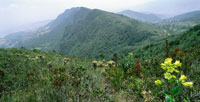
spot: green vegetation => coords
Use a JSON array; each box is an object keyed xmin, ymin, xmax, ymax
[
  {"xmin": 0, "ymin": 24, "xmax": 199, "ymax": 102},
  {"xmin": 17, "ymin": 7, "xmax": 167, "ymax": 58},
  {"xmin": 0, "ymin": 48, "xmax": 111, "ymax": 101},
  {"xmin": 155, "ymin": 58, "xmax": 193, "ymax": 102},
  {"xmin": 134, "ymin": 24, "xmax": 200, "ymax": 58},
  {"xmin": 155, "ymin": 10, "xmax": 200, "ymax": 35},
  {"xmin": 155, "ymin": 21, "xmax": 196, "ymax": 35},
  {"xmin": 168, "ymin": 10, "xmax": 200, "ymax": 24}
]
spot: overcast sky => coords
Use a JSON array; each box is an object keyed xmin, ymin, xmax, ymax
[{"xmin": 0, "ymin": 0, "xmax": 200, "ymax": 37}]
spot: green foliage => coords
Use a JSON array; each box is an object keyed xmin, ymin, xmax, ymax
[
  {"xmin": 18, "ymin": 7, "xmax": 167, "ymax": 58},
  {"xmin": 135, "ymin": 24, "xmax": 200, "ymax": 58},
  {"xmin": 107, "ymin": 67, "xmax": 125, "ymax": 90},
  {"xmin": 0, "ymin": 24, "xmax": 200, "ymax": 101},
  {"xmin": 0, "ymin": 48, "xmax": 110, "ymax": 101},
  {"xmin": 0, "ymin": 12, "xmax": 200, "ymax": 102},
  {"xmin": 168, "ymin": 10, "xmax": 200, "ymax": 24}
]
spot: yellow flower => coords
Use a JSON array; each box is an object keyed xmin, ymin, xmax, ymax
[
  {"xmin": 164, "ymin": 72, "xmax": 172, "ymax": 80},
  {"xmin": 182, "ymin": 82, "xmax": 193, "ymax": 87},
  {"xmin": 179, "ymin": 75, "xmax": 187, "ymax": 82},
  {"xmin": 174, "ymin": 60, "xmax": 182, "ymax": 67},
  {"xmin": 172, "ymin": 75, "xmax": 176, "ymax": 79},
  {"xmin": 161, "ymin": 63, "xmax": 167, "ymax": 70},
  {"xmin": 167, "ymin": 67, "xmax": 175, "ymax": 73},
  {"xmin": 128, "ymin": 53, "xmax": 133, "ymax": 56},
  {"xmin": 155, "ymin": 80, "xmax": 162, "ymax": 85},
  {"xmin": 174, "ymin": 69, "xmax": 179, "ymax": 73},
  {"xmin": 164, "ymin": 58, "xmax": 172, "ymax": 64}
]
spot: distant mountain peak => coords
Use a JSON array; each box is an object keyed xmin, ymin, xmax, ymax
[
  {"xmin": 64, "ymin": 7, "xmax": 90, "ymax": 12},
  {"xmin": 118, "ymin": 10, "xmax": 161, "ymax": 23}
]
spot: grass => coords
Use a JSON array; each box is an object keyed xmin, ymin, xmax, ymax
[{"xmin": 0, "ymin": 46, "xmax": 199, "ymax": 101}]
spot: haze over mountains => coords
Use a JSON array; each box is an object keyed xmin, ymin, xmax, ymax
[
  {"xmin": 166, "ymin": 10, "xmax": 200, "ymax": 24},
  {"xmin": 0, "ymin": 20, "xmax": 51, "ymax": 38},
  {"xmin": 12, "ymin": 7, "xmax": 167, "ymax": 57},
  {"xmin": 0, "ymin": 7, "xmax": 200, "ymax": 57},
  {"xmin": 118, "ymin": 10, "xmax": 162, "ymax": 23}
]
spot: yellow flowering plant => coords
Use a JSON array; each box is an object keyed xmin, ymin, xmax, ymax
[{"xmin": 155, "ymin": 58, "xmax": 193, "ymax": 102}]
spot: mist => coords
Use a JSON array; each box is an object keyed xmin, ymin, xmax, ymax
[{"xmin": 0, "ymin": 0, "xmax": 200, "ymax": 37}]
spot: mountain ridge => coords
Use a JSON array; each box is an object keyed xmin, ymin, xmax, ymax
[
  {"xmin": 165, "ymin": 10, "xmax": 200, "ymax": 24},
  {"xmin": 118, "ymin": 10, "xmax": 162, "ymax": 23},
  {"xmin": 16, "ymin": 7, "xmax": 167, "ymax": 58}
]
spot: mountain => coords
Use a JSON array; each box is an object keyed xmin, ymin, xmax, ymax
[
  {"xmin": 166, "ymin": 10, "xmax": 200, "ymax": 24},
  {"xmin": 155, "ymin": 10, "xmax": 200, "ymax": 36},
  {"xmin": 0, "ymin": 38, "xmax": 18, "ymax": 48},
  {"xmin": 118, "ymin": 10, "xmax": 161, "ymax": 23},
  {"xmin": 135, "ymin": 24, "xmax": 200, "ymax": 58},
  {"xmin": 15, "ymin": 7, "xmax": 167, "ymax": 58}
]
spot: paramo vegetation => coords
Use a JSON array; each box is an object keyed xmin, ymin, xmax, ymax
[{"xmin": 0, "ymin": 25, "xmax": 200, "ymax": 101}]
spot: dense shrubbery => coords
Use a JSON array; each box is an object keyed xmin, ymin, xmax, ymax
[
  {"xmin": 104, "ymin": 46, "xmax": 200, "ymax": 101},
  {"xmin": 0, "ymin": 48, "xmax": 110, "ymax": 101}
]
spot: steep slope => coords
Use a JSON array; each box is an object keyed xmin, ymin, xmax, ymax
[
  {"xmin": 19, "ymin": 7, "xmax": 167, "ymax": 58},
  {"xmin": 20, "ymin": 7, "xmax": 92, "ymax": 51},
  {"xmin": 167, "ymin": 10, "xmax": 200, "ymax": 24},
  {"xmin": 135, "ymin": 24, "xmax": 200, "ymax": 58},
  {"xmin": 118, "ymin": 10, "xmax": 161, "ymax": 23}
]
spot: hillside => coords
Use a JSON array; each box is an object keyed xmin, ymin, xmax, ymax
[
  {"xmin": 18, "ymin": 7, "xmax": 167, "ymax": 58},
  {"xmin": 0, "ymin": 25, "xmax": 199, "ymax": 102},
  {"xmin": 135, "ymin": 24, "xmax": 200, "ymax": 58},
  {"xmin": 0, "ymin": 48, "xmax": 111, "ymax": 101},
  {"xmin": 118, "ymin": 10, "xmax": 161, "ymax": 23},
  {"xmin": 166, "ymin": 10, "xmax": 200, "ymax": 24}
]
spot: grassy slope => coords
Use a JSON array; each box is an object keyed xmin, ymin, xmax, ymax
[
  {"xmin": 0, "ymin": 48, "xmax": 112, "ymax": 101},
  {"xmin": 0, "ymin": 25, "xmax": 199, "ymax": 102}
]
